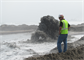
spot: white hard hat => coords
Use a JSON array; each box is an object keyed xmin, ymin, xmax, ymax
[{"xmin": 59, "ymin": 15, "xmax": 64, "ymax": 18}]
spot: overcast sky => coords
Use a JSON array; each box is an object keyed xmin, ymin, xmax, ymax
[{"xmin": 0, "ymin": 0, "xmax": 84, "ymax": 25}]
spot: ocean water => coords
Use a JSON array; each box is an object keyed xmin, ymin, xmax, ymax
[
  {"xmin": 68, "ymin": 34, "xmax": 84, "ymax": 43},
  {"xmin": 0, "ymin": 32, "xmax": 84, "ymax": 60}
]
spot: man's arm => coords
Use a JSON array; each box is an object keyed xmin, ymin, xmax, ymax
[
  {"xmin": 59, "ymin": 27, "xmax": 62, "ymax": 35},
  {"xmin": 68, "ymin": 23, "xmax": 70, "ymax": 30},
  {"xmin": 68, "ymin": 26, "xmax": 70, "ymax": 30},
  {"xmin": 59, "ymin": 22, "xmax": 63, "ymax": 35}
]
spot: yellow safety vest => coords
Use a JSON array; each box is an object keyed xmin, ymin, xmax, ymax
[{"xmin": 60, "ymin": 19, "xmax": 68, "ymax": 34}]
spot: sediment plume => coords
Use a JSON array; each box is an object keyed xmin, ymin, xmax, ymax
[{"xmin": 31, "ymin": 15, "xmax": 59, "ymax": 42}]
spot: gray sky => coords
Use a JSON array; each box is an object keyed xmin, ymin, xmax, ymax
[
  {"xmin": 0, "ymin": 0, "xmax": 1, "ymax": 24},
  {"xmin": 2, "ymin": 0, "xmax": 83, "ymax": 2},
  {"xmin": 0, "ymin": 0, "xmax": 84, "ymax": 25}
]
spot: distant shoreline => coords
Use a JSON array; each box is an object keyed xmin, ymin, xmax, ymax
[
  {"xmin": 0, "ymin": 30, "xmax": 35, "ymax": 35},
  {"xmin": 68, "ymin": 31, "xmax": 84, "ymax": 35}
]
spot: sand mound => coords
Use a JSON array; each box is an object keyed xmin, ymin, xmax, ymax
[{"xmin": 24, "ymin": 44, "xmax": 84, "ymax": 60}]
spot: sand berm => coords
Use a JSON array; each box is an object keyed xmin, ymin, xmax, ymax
[
  {"xmin": 24, "ymin": 36, "xmax": 84, "ymax": 60},
  {"xmin": 24, "ymin": 45, "xmax": 84, "ymax": 60}
]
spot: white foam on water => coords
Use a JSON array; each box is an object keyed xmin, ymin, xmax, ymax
[{"xmin": 0, "ymin": 33, "xmax": 57, "ymax": 60}]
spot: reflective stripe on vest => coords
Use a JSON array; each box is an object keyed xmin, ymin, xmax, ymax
[{"xmin": 61, "ymin": 20, "xmax": 68, "ymax": 30}]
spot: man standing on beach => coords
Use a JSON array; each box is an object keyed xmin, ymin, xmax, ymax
[{"xmin": 57, "ymin": 15, "xmax": 70, "ymax": 53}]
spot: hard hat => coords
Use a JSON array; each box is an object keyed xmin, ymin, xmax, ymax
[{"xmin": 59, "ymin": 15, "xmax": 64, "ymax": 18}]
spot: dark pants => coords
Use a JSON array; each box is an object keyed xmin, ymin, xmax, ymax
[{"xmin": 57, "ymin": 34, "xmax": 68, "ymax": 53}]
